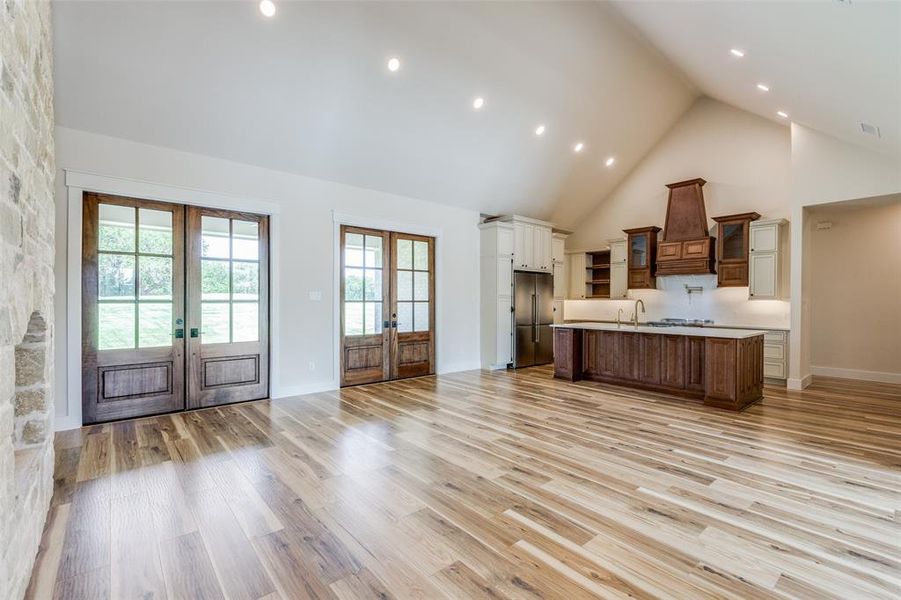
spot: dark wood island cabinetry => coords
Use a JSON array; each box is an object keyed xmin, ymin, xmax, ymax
[{"xmin": 554, "ymin": 323, "xmax": 764, "ymax": 410}]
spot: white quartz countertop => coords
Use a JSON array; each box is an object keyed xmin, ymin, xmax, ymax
[{"xmin": 552, "ymin": 322, "xmax": 767, "ymax": 339}]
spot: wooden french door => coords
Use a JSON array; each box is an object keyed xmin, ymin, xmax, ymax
[
  {"xmin": 340, "ymin": 226, "xmax": 435, "ymax": 386},
  {"xmin": 82, "ymin": 193, "xmax": 269, "ymax": 424},
  {"xmin": 186, "ymin": 206, "xmax": 269, "ymax": 408},
  {"xmin": 82, "ymin": 193, "xmax": 186, "ymax": 424}
]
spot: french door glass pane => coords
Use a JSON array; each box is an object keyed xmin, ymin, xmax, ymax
[
  {"xmin": 138, "ymin": 256, "xmax": 172, "ymax": 300},
  {"xmin": 233, "ymin": 303, "xmax": 259, "ymax": 342},
  {"xmin": 363, "ymin": 269, "xmax": 382, "ymax": 301},
  {"xmin": 138, "ymin": 303, "xmax": 172, "ymax": 348},
  {"xmin": 397, "ymin": 270, "xmax": 412, "ymax": 301},
  {"xmin": 413, "ymin": 240, "xmax": 429, "ymax": 270},
  {"xmin": 397, "ymin": 239, "xmax": 413, "ymax": 269},
  {"xmin": 99, "ymin": 303, "xmax": 135, "ymax": 350},
  {"xmin": 201, "ymin": 302, "xmax": 230, "ymax": 344},
  {"xmin": 414, "ymin": 302, "xmax": 429, "ymax": 332},
  {"xmin": 396, "ymin": 301, "xmax": 413, "ymax": 332},
  {"xmin": 364, "ymin": 302, "xmax": 382, "ymax": 335},
  {"xmin": 201, "ymin": 216, "xmax": 230, "ymax": 259},
  {"xmin": 344, "ymin": 302, "xmax": 363, "ymax": 335},
  {"xmin": 345, "ymin": 233, "xmax": 364, "ymax": 267},
  {"xmin": 232, "ymin": 220, "xmax": 259, "ymax": 260},
  {"xmin": 345, "ymin": 268, "xmax": 363, "ymax": 301},
  {"xmin": 99, "ymin": 254, "xmax": 135, "ymax": 299},
  {"xmin": 233, "ymin": 262, "xmax": 259, "ymax": 300},
  {"xmin": 138, "ymin": 208, "xmax": 173, "ymax": 254},
  {"xmin": 98, "ymin": 204, "xmax": 135, "ymax": 252},
  {"xmin": 413, "ymin": 271, "xmax": 429, "ymax": 301},
  {"xmin": 202, "ymin": 259, "xmax": 230, "ymax": 301},
  {"xmin": 364, "ymin": 235, "xmax": 382, "ymax": 267}
]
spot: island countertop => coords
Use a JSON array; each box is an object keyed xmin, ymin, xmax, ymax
[{"xmin": 552, "ymin": 322, "xmax": 766, "ymax": 340}]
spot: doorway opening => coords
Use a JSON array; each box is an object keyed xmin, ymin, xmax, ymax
[
  {"xmin": 81, "ymin": 192, "xmax": 270, "ymax": 424},
  {"xmin": 339, "ymin": 225, "xmax": 435, "ymax": 386}
]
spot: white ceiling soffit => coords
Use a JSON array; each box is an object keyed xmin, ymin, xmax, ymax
[
  {"xmin": 612, "ymin": 0, "xmax": 901, "ymax": 159},
  {"xmin": 52, "ymin": 1, "xmax": 697, "ymax": 228}
]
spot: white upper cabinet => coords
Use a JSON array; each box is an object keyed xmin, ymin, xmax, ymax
[
  {"xmin": 609, "ymin": 239, "xmax": 628, "ymax": 299},
  {"xmin": 512, "ymin": 218, "xmax": 553, "ymax": 271},
  {"xmin": 748, "ymin": 219, "xmax": 787, "ymax": 300},
  {"xmin": 750, "ymin": 223, "xmax": 779, "ymax": 253},
  {"xmin": 552, "ymin": 234, "xmax": 566, "ymax": 263}
]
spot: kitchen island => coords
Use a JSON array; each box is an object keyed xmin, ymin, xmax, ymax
[{"xmin": 553, "ymin": 322, "xmax": 765, "ymax": 410}]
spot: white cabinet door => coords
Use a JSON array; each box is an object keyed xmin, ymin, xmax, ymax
[
  {"xmin": 543, "ymin": 228, "xmax": 553, "ymax": 270},
  {"xmin": 497, "ymin": 226, "xmax": 514, "ymax": 257},
  {"xmin": 553, "ymin": 262, "xmax": 565, "ymax": 298},
  {"xmin": 750, "ymin": 224, "xmax": 778, "ymax": 253},
  {"xmin": 552, "ymin": 299, "xmax": 564, "ymax": 324},
  {"xmin": 568, "ymin": 253, "xmax": 587, "ymax": 299},
  {"xmin": 513, "ymin": 222, "xmax": 532, "ymax": 269},
  {"xmin": 610, "ymin": 261, "xmax": 627, "ymax": 299},
  {"xmin": 496, "ymin": 296, "xmax": 512, "ymax": 364},
  {"xmin": 610, "ymin": 239, "xmax": 627, "ymax": 264},
  {"xmin": 497, "ymin": 257, "xmax": 512, "ymax": 297},
  {"xmin": 531, "ymin": 226, "xmax": 551, "ymax": 271},
  {"xmin": 552, "ymin": 236, "xmax": 565, "ymax": 263},
  {"xmin": 749, "ymin": 252, "xmax": 777, "ymax": 298}
]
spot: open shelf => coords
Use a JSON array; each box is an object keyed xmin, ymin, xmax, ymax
[{"xmin": 584, "ymin": 249, "xmax": 613, "ymax": 299}]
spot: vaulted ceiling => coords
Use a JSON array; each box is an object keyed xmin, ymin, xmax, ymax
[
  {"xmin": 52, "ymin": 1, "xmax": 697, "ymax": 229},
  {"xmin": 613, "ymin": 0, "xmax": 901, "ymax": 160},
  {"xmin": 52, "ymin": 2, "xmax": 899, "ymax": 230}
]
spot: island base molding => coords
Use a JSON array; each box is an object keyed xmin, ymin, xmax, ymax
[{"xmin": 554, "ymin": 328, "xmax": 763, "ymax": 411}]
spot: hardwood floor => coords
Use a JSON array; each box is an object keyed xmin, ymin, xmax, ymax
[{"xmin": 26, "ymin": 368, "xmax": 901, "ymax": 599}]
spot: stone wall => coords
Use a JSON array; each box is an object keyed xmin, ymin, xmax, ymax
[{"xmin": 0, "ymin": 1, "xmax": 56, "ymax": 599}]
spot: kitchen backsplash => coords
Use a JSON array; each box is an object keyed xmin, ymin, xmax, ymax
[{"xmin": 564, "ymin": 274, "xmax": 791, "ymax": 329}]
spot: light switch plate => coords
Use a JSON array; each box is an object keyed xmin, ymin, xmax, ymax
[{"xmin": 308, "ymin": 290, "xmax": 322, "ymax": 301}]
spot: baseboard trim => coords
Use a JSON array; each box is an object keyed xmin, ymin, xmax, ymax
[
  {"xmin": 810, "ymin": 366, "xmax": 901, "ymax": 385},
  {"xmin": 786, "ymin": 374, "xmax": 812, "ymax": 390}
]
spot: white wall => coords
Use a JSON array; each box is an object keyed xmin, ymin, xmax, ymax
[
  {"xmin": 53, "ymin": 126, "xmax": 481, "ymax": 430},
  {"xmin": 788, "ymin": 123, "xmax": 901, "ymax": 388},
  {"xmin": 807, "ymin": 198, "xmax": 901, "ymax": 383},
  {"xmin": 565, "ymin": 97, "xmax": 792, "ymax": 329}
]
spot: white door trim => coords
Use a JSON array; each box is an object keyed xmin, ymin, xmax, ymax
[
  {"xmin": 59, "ymin": 169, "xmax": 282, "ymax": 431},
  {"xmin": 331, "ymin": 210, "xmax": 443, "ymax": 386}
]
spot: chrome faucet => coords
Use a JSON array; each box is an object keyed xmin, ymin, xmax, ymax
[
  {"xmin": 631, "ymin": 299, "xmax": 645, "ymax": 329},
  {"xmin": 616, "ymin": 308, "xmax": 624, "ymax": 329}
]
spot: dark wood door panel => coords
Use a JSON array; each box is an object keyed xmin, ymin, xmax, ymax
[
  {"xmin": 82, "ymin": 193, "xmax": 186, "ymax": 424},
  {"xmin": 660, "ymin": 335, "xmax": 686, "ymax": 389},
  {"xmin": 638, "ymin": 333, "xmax": 661, "ymax": 384},
  {"xmin": 686, "ymin": 336, "xmax": 705, "ymax": 392},
  {"xmin": 705, "ymin": 338, "xmax": 737, "ymax": 402},
  {"xmin": 186, "ymin": 207, "xmax": 270, "ymax": 408}
]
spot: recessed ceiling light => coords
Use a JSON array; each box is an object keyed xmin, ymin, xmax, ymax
[
  {"xmin": 777, "ymin": 110, "xmax": 789, "ymax": 118},
  {"xmin": 730, "ymin": 48, "xmax": 745, "ymax": 58},
  {"xmin": 387, "ymin": 57, "xmax": 400, "ymax": 72},
  {"xmin": 605, "ymin": 156, "xmax": 616, "ymax": 167},
  {"xmin": 535, "ymin": 124, "xmax": 546, "ymax": 136},
  {"xmin": 573, "ymin": 142, "xmax": 584, "ymax": 153},
  {"xmin": 472, "ymin": 97, "xmax": 485, "ymax": 110},
  {"xmin": 259, "ymin": 0, "xmax": 276, "ymax": 17},
  {"xmin": 757, "ymin": 83, "xmax": 770, "ymax": 92}
]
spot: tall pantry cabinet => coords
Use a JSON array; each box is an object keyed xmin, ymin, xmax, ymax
[{"xmin": 480, "ymin": 217, "xmax": 565, "ymax": 369}]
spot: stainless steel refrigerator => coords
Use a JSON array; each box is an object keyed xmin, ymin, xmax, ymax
[{"xmin": 513, "ymin": 271, "xmax": 554, "ymax": 368}]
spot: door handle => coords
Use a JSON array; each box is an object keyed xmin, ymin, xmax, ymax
[
  {"xmin": 174, "ymin": 328, "xmax": 184, "ymax": 339},
  {"xmin": 190, "ymin": 328, "xmax": 199, "ymax": 338}
]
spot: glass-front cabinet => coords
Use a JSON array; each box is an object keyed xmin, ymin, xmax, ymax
[
  {"xmin": 712, "ymin": 212, "xmax": 760, "ymax": 287},
  {"xmin": 623, "ymin": 226, "xmax": 660, "ymax": 289}
]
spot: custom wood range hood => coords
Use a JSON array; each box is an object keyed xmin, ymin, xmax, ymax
[{"xmin": 656, "ymin": 178, "xmax": 717, "ymax": 276}]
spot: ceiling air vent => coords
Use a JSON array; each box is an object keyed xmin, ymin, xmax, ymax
[{"xmin": 860, "ymin": 122, "xmax": 881, "ymax": 138}]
